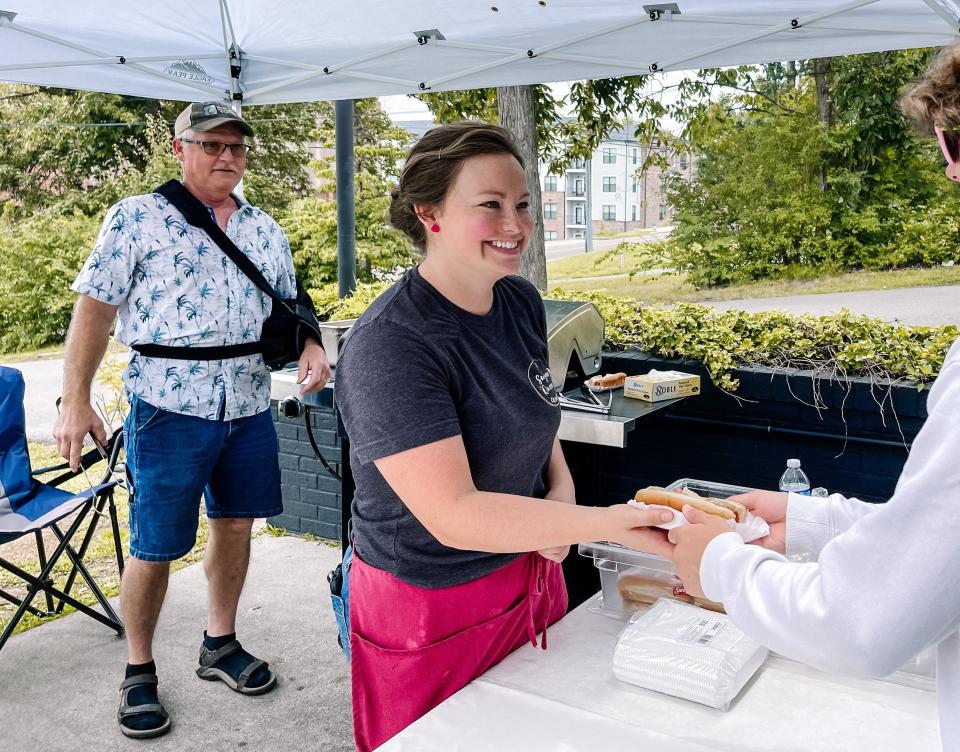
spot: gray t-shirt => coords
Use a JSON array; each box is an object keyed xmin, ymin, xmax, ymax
[{"xmin": 336, "ymin": 267, "xmax": 561, "ymax": 588}]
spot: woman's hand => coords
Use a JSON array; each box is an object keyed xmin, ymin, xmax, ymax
[
  {"xmin": 605, "ymin": 504, "xmax": 676, "ymax": 559},
  {"xmin": 668, "ymin": 506, "xmax": 735, "ymax": 598},
  {"xmin": 730, "ymin": 490, "xmax": 788, "ymax": 554}
]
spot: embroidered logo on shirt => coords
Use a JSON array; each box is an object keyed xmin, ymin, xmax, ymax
[{"xmin": 528, "ymin": 360, "xmax": 560, "ymax": 406}]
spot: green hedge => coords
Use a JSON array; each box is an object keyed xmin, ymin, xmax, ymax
[
  {"xmin": 0, "ymin": 205, "xmax": 101, "ymax": 352},
  {"xmin": 312, "ymin": 282, "xmax": 958, "ymax": 393}
]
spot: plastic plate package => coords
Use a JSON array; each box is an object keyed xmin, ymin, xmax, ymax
[{"xmin": 613, "ymin": 598, "xmax": 768, "ymax": 710}]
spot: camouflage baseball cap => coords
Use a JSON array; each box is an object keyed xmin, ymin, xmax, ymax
[{"xmin": 174, "ymin": 101, "xmax": 254, "ymax": 138}]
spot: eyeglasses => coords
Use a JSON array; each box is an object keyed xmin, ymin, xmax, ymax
[
  {"xmin": 934, "ymin": 126, "xmax": 960, "ymax": 182},
  {"xmin": 180, "ymin": 137, "xmax": 251, "ymax": 158}
]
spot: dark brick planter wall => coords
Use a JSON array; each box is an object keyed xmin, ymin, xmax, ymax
[
  {"xmin": 268, "ymin": 401, "xmax": 343, "ymax": 541},
  {"xmin": 559, "ymin": 350, "xmax": 930, "ymax": 607},
  {"xmin": 566, "ymin": 351, "xmax": 928, "ymax": 505}
]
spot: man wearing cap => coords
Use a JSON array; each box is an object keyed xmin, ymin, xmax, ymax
[{"xmin": 53, "ymin": 102, "xmax": 330, "ymax": 738}]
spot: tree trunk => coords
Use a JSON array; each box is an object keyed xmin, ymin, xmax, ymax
[
  {"xmin": 496, "ymin": 84, "xmax": 547, "ymax": 290},
  {"xmin": 786, "ymin": 60, "xmax": 797, "ymax": 89},
  {"xmin": 813, "ymin": 57, "xmax": 832, "ymax": 192}
]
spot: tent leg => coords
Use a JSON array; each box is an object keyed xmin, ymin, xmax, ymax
[{"xmin": 335, "ymin": 99, "xmax": 357, "ymax": 299}]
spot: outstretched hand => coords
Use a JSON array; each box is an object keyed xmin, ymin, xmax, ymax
[
  {"xmin": 606, "ymin": 504, "xmax": 676, "ymax": 560},
  {"xmin": 668, "ymin": 505, "xmax": 735, "ymax": 598}
]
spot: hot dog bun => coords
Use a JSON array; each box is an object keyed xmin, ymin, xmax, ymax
[
  {"xmin": 633, "ymin": 486, "xmax": 736, "ymax": 521},
  {"xmin": 618, "ymin": 573, "xmax": 725, "ymax": 614}
]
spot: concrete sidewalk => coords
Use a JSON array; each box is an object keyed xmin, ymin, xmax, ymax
[{"xmin": 0, "ymin": 534, "xmax": 353, "ymax": 752}]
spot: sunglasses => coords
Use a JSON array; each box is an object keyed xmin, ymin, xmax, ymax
[
  {"xmin": 180, "ymin": 137, "xmax": 251, "ymax": 158},
  {"xmin": 934, "ymin": 126, "xmax": 960, "ymax": 182}
]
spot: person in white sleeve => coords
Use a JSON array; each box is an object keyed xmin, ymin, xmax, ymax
[{"xmin": 670, "ymin": 44, "xmax": 960, "ymax": 752}]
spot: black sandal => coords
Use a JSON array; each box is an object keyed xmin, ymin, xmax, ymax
[
  {"xmin": 196, "ymin": 639, "xmax": 277, "ymax": 696},
  {"xmin": 118, "ymin": 674, "xmax": 172, "ymax": 739}
]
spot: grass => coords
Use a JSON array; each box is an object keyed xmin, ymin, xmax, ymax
[
  {"xmin": 0, "ymin": 442, "xmax": 209, "ymax": 638},
  {"xmin": 548, "ymin": 264, "xmax": 960, "ymax": 304},
  {"xmin": 0, "ymin": 339, "xmax": 126, "ymax": 365},
  {"xmin": 591, "ymin": 227, "xmax": 657, "ymax": 240},
  {"xmin": 548, "ymin": 242, "xmax": 667, "ymax": 280},
  {"xmin": 0, "ymin": 344, "xmax": 64, "ymax": 364}
]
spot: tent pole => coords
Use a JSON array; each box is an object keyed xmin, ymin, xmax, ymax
[{"xmin": 335, "ymin": 99, "xmax": 357, "ymax": 299}]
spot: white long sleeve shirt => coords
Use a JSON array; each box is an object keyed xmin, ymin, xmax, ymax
[{"xmin": 700, "ymin": 337, "xmax": 960, "ymax": 751}]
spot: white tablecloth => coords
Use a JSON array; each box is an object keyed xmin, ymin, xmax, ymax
[{"xmin": 379, "ymin": 595, "xmax": 939, "ymax": 752}]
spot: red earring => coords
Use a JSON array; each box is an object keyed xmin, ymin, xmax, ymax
[{"xmin": 430, "ymin": 223, "xmax": 440, "ymax": 233}]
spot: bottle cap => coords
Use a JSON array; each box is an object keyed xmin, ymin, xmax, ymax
[{"xmin": 787, "ymin": 458, "xmax": 801, "ymax": 468}]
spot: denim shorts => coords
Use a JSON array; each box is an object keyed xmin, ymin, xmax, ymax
[{"xmin": 124, "ymin": 395, "xmax": 282, "ymax": 562}]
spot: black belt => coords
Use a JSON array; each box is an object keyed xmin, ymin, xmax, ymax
[{"xmin": 131, "ymin": 342, "xmax": 263, "ymax": 360}]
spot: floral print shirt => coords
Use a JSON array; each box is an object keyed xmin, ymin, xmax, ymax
[{"xmin": 72, "ymin": 191, "xmax": 296, "ymax": 421}]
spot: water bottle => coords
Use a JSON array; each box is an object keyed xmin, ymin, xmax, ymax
[{"xmin": 779, "ymin": 458, "xmax": 811, "ymax": 496}]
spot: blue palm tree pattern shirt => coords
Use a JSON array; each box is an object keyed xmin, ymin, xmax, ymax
[{"xmin": 72, "ymin": 191, "xmax": 297, "ymax": 421}]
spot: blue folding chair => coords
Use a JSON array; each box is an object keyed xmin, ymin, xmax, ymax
[{"xmin": 0, "ymin": 365, "xmax": 124, "ymax": 651}]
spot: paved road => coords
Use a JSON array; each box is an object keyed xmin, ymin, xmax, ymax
[
  {"xmin": 546, "ymin": 228, "xmax": 672, "ymax": 261},
  {"xmin": 1, "ymin": 356, "xmax": 116, "ymax": 444},
  {"xmin": 703, "ymin": 285, "xmax": 960, "ymax": 328},
  {"xmin": 2, "ymin": 534, "xmax": 353, "ymax": 752}
]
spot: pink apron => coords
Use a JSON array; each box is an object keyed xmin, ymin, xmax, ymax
[{"xmin": 349, "ymin": 551, "xmax": 568, "ymax": 752}]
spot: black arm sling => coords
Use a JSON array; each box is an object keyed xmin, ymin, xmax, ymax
[{"xmin": 131, "ymin": 180, "xmax": 322, "ymax": 371}]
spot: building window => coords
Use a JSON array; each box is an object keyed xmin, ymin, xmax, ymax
[
  {"xmin": 659, "ymin": 205, "xmax": 666, "ymax": 221},
  {"xmin": 543, "ymin": 202, "xmax": 557, "ymax": 220},
  {"xmin": 574, "ymin": 178, "xmax": 584, "ymax": 195},
  {"xmin": 602, "ymin": 176, "xmax": 616, "ymax": 192},
  {"xmin": 632, "ymin": 147, "xmax": 638, "ymax": 165},
  {"xmin": 602, "ymin": 147, "xmax": 616, "ymax": 164},
  {"xmin": 545, "ymin": 230, "xmax": 557, "ymax": 240},
  {"xmin": 631, "ymin": 178, "xmax": 638, "ymax": 193},
  {"xmin": 544, "ymin": 174, "xmax": 558, "ymax": 192},
  {"xmin": 679, "ymin": 154, "xmax": 687, "ymax": 170},
  {"xmin": 631, "ymin": 205, "xmax": 637, "ymax": 221},
  {"xmin": 575, "ymin": 206, "xmax": 584, "ymax": 224},
  {"xmin": 602, "ymin": 205, "xmax": 616, "ymax": 221}
]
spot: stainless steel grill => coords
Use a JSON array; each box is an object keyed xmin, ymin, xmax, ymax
[{"xmin": 543, "ymin": 299, "xmax": 605, "ymax": 390}]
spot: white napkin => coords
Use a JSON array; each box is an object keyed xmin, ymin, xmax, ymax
[{"xmin": 628, "ymin": 499, "xmax": 770, "ymax": 543}]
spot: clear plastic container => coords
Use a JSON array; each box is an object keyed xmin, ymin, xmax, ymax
[
  {"xmin": 578, "ymin": 478, "xmax": 753, "ymax": 619},
  {"xmin": 779, "ymin": 458, "xmax": 811, "ymax": 495}
]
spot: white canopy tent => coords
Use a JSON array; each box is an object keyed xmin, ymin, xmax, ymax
[
  {"xmin": 3, "ymin": 0, "xmax": 958, "ymax": 294},
  {"xmin": 1, "ymin": 1, "xmax": 958, "ymax": 105}
]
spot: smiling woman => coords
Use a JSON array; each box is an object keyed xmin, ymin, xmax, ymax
[{"xmin": 335, "ymin": 122, "xmax": 674, "ymax": 752}]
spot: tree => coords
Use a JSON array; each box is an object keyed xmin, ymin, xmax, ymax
[
  {"xmin": 497, "ymin": 85, "xmax": 546, "ymax": 289},
  {"xmin": 664, "ymin": 49, "xmax": 957, "ymax": 286},
  {"xmin": 279, "ymin": 99, "xmax": 417, "ymax": 288},
  {"xmin": 0, "ymin": 85, "xmax": 329, "ymax": 217}
]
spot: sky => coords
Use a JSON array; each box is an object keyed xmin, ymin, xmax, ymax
[{"xmin": 378, "ymin": 74, "xmax": 686, "ymax": 129}]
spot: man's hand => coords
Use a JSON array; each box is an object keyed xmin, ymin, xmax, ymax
[
  {"xmin": 53, "ymin": 401, "xmax": 108, "ymax": 472},
  {"xmin": 667, "ymin": 505, "xmax": 735, "ymax": 599},
  {"xmin": 297, "ymin": 338, "xmax": 331, "ymax": 395},
  {"xmin": 730, "ymin": 490, "xmax": 788, "ymax": 554}
]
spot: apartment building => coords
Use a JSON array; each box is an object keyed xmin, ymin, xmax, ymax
[
  {"xmin": 397, "ymin": 120, "xmax": 694, "ymax": 240},
  {"xmin": 542, "ymin": 125, "xmax": 695, "ymax": 239}
]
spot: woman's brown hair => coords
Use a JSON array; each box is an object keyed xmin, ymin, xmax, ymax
[
  {"xmin": 389, "ymin": 122, "xmax": 524, "ymax": 251},
  {"xmin": 901, "ymin": 43, "xmax": 960, "ymax": 132}
]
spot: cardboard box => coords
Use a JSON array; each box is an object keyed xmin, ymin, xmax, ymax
[{"xmin": 624, "ymin": 370, "xmax": 701, "ymax": 402}]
